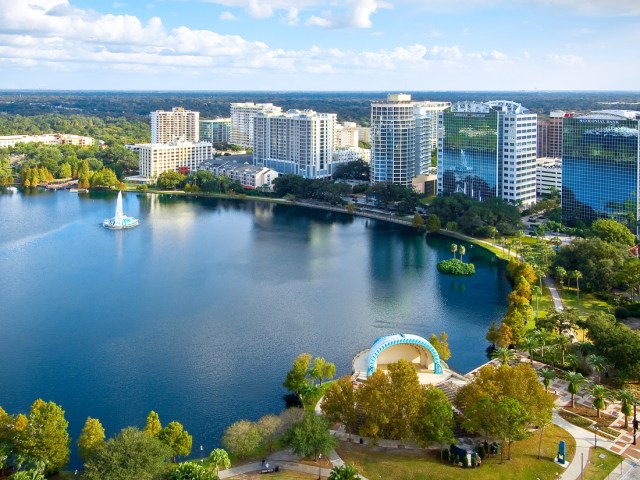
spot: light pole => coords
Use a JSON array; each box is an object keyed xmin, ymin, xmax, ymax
[
  {"xmin": 634, "ymin": 401, "xmax": 638, "ymax": 446},
  {"xmin": 594, "ymin": 426, "xmax": 599, "ymax": 449},
  {"xmin": 318, "ymin": 453, "xmax": 322, "ymax": 480},
  {"xmin": 200, "ymin": 445, "xmax": 203, "ymax": 463}
]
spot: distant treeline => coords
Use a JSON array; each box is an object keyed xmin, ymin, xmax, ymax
[{"xmin": 1, "ymin": 91, "xmax": 640, "ymax": 124}]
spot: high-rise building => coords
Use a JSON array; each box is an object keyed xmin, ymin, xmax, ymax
[
  {"xmin": 230, "ymin": 102, "xmax": 283, "ymax": 149},
  {"xmin": 150, "ymin": 107, "xmax": 199, "ymax": 143},
  {"xmin": 253, "ymin": 109, "xmax": 336, "ymax": 179},
  {"xmin": 136, "ymin": 142, "xmax": 213, "ymax": 179},
  {"xmin": 562, "ymin": 110, "xmax": 640, "ymax": 227},
  {"xmin": 335, "ymin": 122, "xmax": 360, "ymax": 148},
  {"xmin": 416, "ymin": 101, "xmax": 451, "ymax": 148},
  {"xmin": 536, "ymin": 157, "xmax": 562, "ymax": 198},
  {"xmin": 370, "ymin": 94, "xmax": 433, "ymax": 187},
  {"xmin": 437, "ymin": 100, "xmax": 537, "ymax": 206},
  {"xmin": 199, "ymin": 118, "xmax": 231, "ymax": 144},
  {"xmin": 537, "ymin": 110, "xmax": 571, "ymax": 158}
]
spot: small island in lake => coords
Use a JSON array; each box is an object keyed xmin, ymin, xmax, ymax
[{"xmin": 437, "ymin": 244, "xmax": 475, "ymax": 275}]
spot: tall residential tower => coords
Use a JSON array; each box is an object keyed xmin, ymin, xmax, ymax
[
  {"xmin": 150, "ymin": 107, "xmax": 199, "ymax": 143},
  {"xmin": 230, "ymin": 102, "xmax": 282, "ymax": 149}
]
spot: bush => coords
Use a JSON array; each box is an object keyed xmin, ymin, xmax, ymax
[
  {"xmin": 442, "ymin": 449, "xmax": 450, "ymax": 461},
  {"xmin": 136, "ymin": 184, "xmax": 148, "ymax": 191},
  {"xmin": 476, "ymin": 444, "xmax": 486, "ymax": 459},
  {"xmin": 471, "ymin": 455, "xmax": 477, "ymax": 468},
  {"xmin": 462, "ymin": 455, "xmax": 469, "ymax": 468},
  {"xmin": 615, "ymin": 307, "xmax": 630, "ymax": 319},
  {"xmin": 437, "ymin": 259, "xmax": 475, "ymax": 276}
]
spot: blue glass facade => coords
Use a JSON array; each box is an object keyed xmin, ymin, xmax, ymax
[
  {"xmin": 439, "ymin": 110, "xmax": 500, "ymax": 200},
  {"xmin": 562, "ymin": 114, "xmax": 640, "ymax": 226}
]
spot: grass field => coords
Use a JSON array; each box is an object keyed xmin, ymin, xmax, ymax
[
  {"xmin": 336, "ymin": 424, "xmax": 576, "ymax": 480},
  {"xmin": 584, "ymin": 447, "xmax": 623, "ymax": 480}
]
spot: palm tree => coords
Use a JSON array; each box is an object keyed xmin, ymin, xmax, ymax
[
  {"xmin": 329, "ymin": 464, "xmax": 361, "ymax": 480},
  {"xmin": 618, "ymin": 389, "xmax": 636, "ymax": 429},
  {"xmin": 571, "ymin": 270, "xmax": 583, "ymax": 298},
  {"xmin": 520, "ymin": 335, "xmax": 539, "ymax": 363},
  {"xmin": 459, "ymin": 245, "xmax": 466, "ymax": 263},
  {"xmin": 533, "ymin": 329, "xmax": 550, "ymax": 358},
  {"xmin": 554, "ymin": 266, "xmax": 567, "ymax": 289},
  {"xmin": 531, "ymin": 285, "xmax": 542, "ymax": 319},
  {"xmin": 451, "ymin": 243, "xmax": 458, "ymax": 259},
  {"xmin": 590, "ymin": 384, "xmax": 610, "ymax": 418},
  {"xmin": 539, "ymin": 368, "xmax": 556, "ymax": 392},
  {"xmin": 586, "ymin": 354, "xmax": 608, "ymax": 383},
  {"xmin": 566, "ymin": 353, "xmax": 580, "ymax": 372},
  {"xmin": 565, "ymin": 371, "xmax": 587, "ymax": 408},
  {"xmin": 554, "ymin": 335, "xmax": 573, "ymax": 367},
  {"xmin": 491, "ymin": 347, "xmax": 516, "ymax": 366},
  {"xmin": 534, "ymin": 266, "xmax": 547, "ymax": 291}
]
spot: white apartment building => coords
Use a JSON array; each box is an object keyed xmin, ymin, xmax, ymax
[
  {"xmin": 331, "ymin": 147, "xmax": 370, "ymax": 174},
  {"xmin": 199, "ymin": 158, "xmax": 278, "ymax": 190},
  {"xmin": 253, "ymin": 109, "xmax": 336, "ymax": 179},
  {"xmin": 335, "ymin": 122, "xmax": 360, "ymax": 148},
  {"xmin": 0, "ymin": 134, "xmax": 95, "ymax": 148},
  {"xmin": 199, "ymin": 118, "xmax": 231, "ymax": 144},
  {"xmin": 415, "ymin": 101, "xmax": 451, "ymax": 148},
  {"xmin": 136, "ymin": 142, "xmax": 212, "ymax": 179},
  {"xmin": 370, "ymin": 94, "xmax": 432, "ymax": 187},
  {"xmin": 151, "ymin": 107, "xmax": 200, "ymax": 144},
  {"xmin": 230, "ymin": 103, "xmax": 283, "ymax": 149},
  {"xmin": 536, "ymin": 157, "xmax": 562, "ymax": 197}
]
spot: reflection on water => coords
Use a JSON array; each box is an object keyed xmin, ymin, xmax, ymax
[{"xmin": 0, "ymin": 191, "xmax": 509, "ymax": 469}]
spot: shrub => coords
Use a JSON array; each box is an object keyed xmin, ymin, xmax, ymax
[
  {"xmin": 136, "ymin": 184, "xmax": 148, "ymax": 191},
  {"xmin": 437, "ymin": 258, "xmax": 475, "ymax": 276},
  {"xmin": 476, "ymin": 444, "xmax": 486, "ymax": 459},
  {"xmin": 442, "ymin": 449, "xmax": 450, "ymax": 461},
  {"xmin": 462, "ymin": 455, "xmax": 469, "ymax": 468},
  {"xmin": 471, "ymin": 455, "xmax": 477, "ymax": 468}
]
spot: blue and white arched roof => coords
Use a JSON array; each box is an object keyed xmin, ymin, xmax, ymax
[{"xmin": 366, "ymin": 333, "xmax": 443, "ymax": 377}]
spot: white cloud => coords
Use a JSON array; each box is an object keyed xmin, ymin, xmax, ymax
[
  {"xmin": 545, "ymin": 53, "xmax": 584, "ymax": 65},
  {"xmin": 285, "ymin": 8, "xmax": 299, "ymax": 25},
  {"xmin": 467, "ymin": 50, "xmax": 508, "ymax": 61},
  {"xmin": 219, "ymin": 11, "xmax": 236, "ymax": 20}
]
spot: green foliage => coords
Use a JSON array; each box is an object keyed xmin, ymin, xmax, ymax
[
  {"xmin": 428, "ymin": 193, "xmax": 522, "ymax": 236},
  {"xmin": 365, "ymin": 182, "xmax": 421, "ymax": 214},
  {"xmin": 332, "ymin": 160, "xmax": 369, "ymax": 181},
  {"xmin": 17, "ymin": 399, "xmax": 70, "ymax": 475},
  {"xmin": 10, "ymin": 470, "xmax": 46, "ymax": 480},
  {"xmin": 156, "ymin": 171, "xmax": 186, "ymax": 189},
  {"xmin": 222, "ymin": 420, "xmax": 262, "ymax": 459},
  {"xmin": 428, "ymin": 332, "xmax": 451, "ymax": 361},
  {"xmin": 310, "ymin": 357, "xmax": 336, "ymax": 386},
  {"xmin": 320, "ymin": 377, "xmax": 359, "ymax": 438},
  {"xmin": 586, "ymin": 311, "xmax": 640, "ymax": 380},
  {"xmin": 207, "ymin": 448, "xmax": 231, "ymax": 474},
  {"xmin": 412, "ymin": 213, "xmax": 425, "ymax": 229},
  {"xmin": 329, "ymin": 463, "xmax": 362, "ymax": 480},
  {"xmin": 78, "ymin": 417, "xmax": 106, "ymax": 462},
  {"xmin": 83, "ymin": 427, "xmax": 171, "ymax": 480},
  {"xmin": 172, "ymin": 461, "xmax": 217, "ymax": 480},
  {"xmin": 590, "ymin": 219, "xmax": 636, "ymax": 246},
  {"xmin": 564, "ymin": 371, "xmax": 587, "ymax": 407},
  {"xmin": 90, "ymin": 167, "xmax": 119, "ymax": 188},
  {"xmin": 436, "ymin": 258, "xmax": 475, "ymax": 275},
  {"xmin": 284, "ymin": 353, "xmax": 313, "ymax": 400},
  {"xmin": 145, "ymin": 411, "xmax": 162, "ymax": 438},
  {"xmin": 413, "ymin": 386, "xmax": 455, "ymax": 449},
  {"xmin": 273, "ymin": 174, "xmax": 351, "ymax": 205},
  {"xmin": 282, "ymin": 412, "xmax": 336, "ymax": 459},
  {"xmin": 426, "ymin": 214, "xmax": 441, "ymax": 233},
  {"xmin": 158, "ymin": 421, "xmax": 192, "ymax": 462}
]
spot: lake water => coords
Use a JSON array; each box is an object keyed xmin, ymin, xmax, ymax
[{"xmin": 0, "ymin": 189, "xmax": 509, "ymax": 466}]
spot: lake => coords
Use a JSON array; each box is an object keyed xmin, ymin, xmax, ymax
[{"xmin": 0, "ymin": 189, "xmax": 510, "ymax": 466}]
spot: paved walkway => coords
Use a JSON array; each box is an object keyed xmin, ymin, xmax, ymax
[
  {"xmin": 544, "ymin": 275, "xmax": 564, "ymax": 311},
  {"xmin": 218, "ymin": 448, "xmax": 368, "ymax": 480}
]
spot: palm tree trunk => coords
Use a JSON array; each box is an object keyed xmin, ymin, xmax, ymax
[
  {"xmin": 537, "ymin": 426, "xmax": 545, "ymax": 460},
  {"xmin": 625, "ymin": 414, "xmax": 629, "ymax": 429}
]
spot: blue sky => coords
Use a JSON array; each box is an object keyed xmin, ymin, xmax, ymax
[{"xmin": 0, "ymin": 0, "xmax": 638, "ymax": 90}]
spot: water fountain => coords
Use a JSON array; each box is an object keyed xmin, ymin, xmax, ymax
[{"xmin": 102, "ymin": 191, "xmax": 139, "ymax": 229}]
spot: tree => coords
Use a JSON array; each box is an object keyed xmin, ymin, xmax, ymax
[
  {"xmin": 310, "ymin": 357, "xmax": 336, "ymax": 386},
  {"xmin": 172, "ymin": 461, "xmax": 217, "ymax": 480},
  {"xmin": 320, "ymin": 377, "xmax": 358, "ymax": 439},
  {"xmin": 57, "ymin": 162, "xmax": 72, "ymax": 179},
  {"xmin": 428, "ymin": 332, "xmax": 451, "ymax": 361},
  {"xmin": 207, "ymin": 448, "xmax": 231, "ymax": 475},
  {"xmin": 618, "ymin": 389, "xmax": 636, "ymax": 429},
  {"xmin": 486, "ymin": 322, "xmax": 500, "ymax": 346},
  {"xmin": 539, "ymin": 368, "xmax": 556, "ymax": 392},
  {"xmin": 571, "ymin": 270, "xmax": 583, "ymax": 297},
  {"xmin": 565, "ymin": 371, "xmax": 587, "ymax": 408},
  {"xmin": 459, "ymin": 245, "xmax": 466, "ymax": 262},
  {"xmin": 83, "ymin": 427, "xmax": 171, "ymax": 480},
  {"xmin": 555, "ymin": 335, "xmax": 572, "ymax": 366},
  {"xmin": 426, "ymin": 214, "xmax": 441, "ymax": 233},
  {"xmin": 284, "ymin": 353, "xmax": 312, "ymax": 403},
  {"xmin": 18, "ymin": 399, "xmax": 69, "ymax": 475},
  {"xmin": 412, "ymin": 213, "xmax": 425, "ymax": 229},
  {"xmin": 586, "ymin": 354, "xmax": 608, "ymax": 383},
  {"xmin": 491, "ymin": 347, "xmax": 516, "ymax": 366},
  {"xmin": 519, "ymin": 335, "xmax": 539, "ymax": 363},
  {"xmin": 90, "ymin": 167, "xmax": 119, "ymax": 188},
  {"xmin": 590, "ymin": 384, "xmax": 610, "ymax": 418},
  {"xmin": 77, "ymin": 417, "xmax": 105, "ymax": 462},
  {"xmin": 618, "ymin": 258, "xmax": 640, "ymax": 301},
  {"xmin": 145, "ymin": 411, "xmax": 162, "ymax": 438},
  {"xmin": 156, "ymin": 171, "xmax": 185, "ymax": 190},
  {"xmin": 413, "ymin": 386, "xmax": 454, "ymax": 459},
  {"xmin": 384, "ymin": 360, "xmax": 426, "ymax": 442},
  {"xmin": 282, "ymin": 412, "xmax": 336, "ymax": 461},
  {"xmin": 590, "ymin": 219, "xmax": 636, "ymax": 246},
  {"xmin": 554, "ymin": 266, "xmax": 567, "ymax": 288},
  {"xmin": 256, "ymin": 415, "xmax": 281, "ymax": 453},
  {"xmin": 222, "ymin": 420, "xmax": 261, "ymax": 459},
  {"xmin": 494, "ymin": 397, "xmax": 531, "ymax": 463},
  {"xmin": 531, "ymin": 285, "xmax": 542, "ymax": 319},
  {"xmin": 329, "ymin": 464, "xmax": 361, "ymax": 480},
  {"xmin": 451, "ymin": 244, "xmax": 458, "ymax": 259},
  {"xmin": 158, "ymin": 421, "xmax": 192, "ymax": 463}
]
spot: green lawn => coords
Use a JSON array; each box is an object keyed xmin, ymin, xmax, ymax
[
  {"xmin": 584, "ymin": 447, "xmax": 623, "ymax": 480},
  {"xmin": 336, "ymin": 424, "xmax": 575, "ymax": 480},
  {"xmin": 559, "ymin": 288, "xmax": 612, "ymax": 316}
]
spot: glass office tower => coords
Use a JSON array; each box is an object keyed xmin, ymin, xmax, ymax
[
  {"xmin": 562, "ymin": 111, "xmax": 640, "ymax": 227},
  {"xmin": 438, "ymin": 102, "xmax": 500, "ymax": 200}
]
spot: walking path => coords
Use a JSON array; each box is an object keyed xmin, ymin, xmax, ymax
[{"xmin": 544, "ymin": 275, "xmax": 564, "ymax": 311}]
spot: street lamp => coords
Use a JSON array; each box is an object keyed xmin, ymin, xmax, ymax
[
  {"xmin": 200, "ymin": 445, "xmax": 203, "ymax": 463},
  {"xmin": 594, "ymin": 426, "xmax": 599, "ymax": 449},
  {"xmin": 634, "ymin": 401, "xmax": 638, "ymax": 446},
  {"xmin": 318, "ymin": 453, "xmax": 322, "ymax": 480}
]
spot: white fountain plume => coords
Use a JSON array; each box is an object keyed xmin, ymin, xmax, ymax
[
  {"xmin": 114, "ymin": 191, "xmax": 124, "ymax": 224},
  {"xmin": 103, "ymin": 191, "xmax": 139, "ymax": 229}
]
